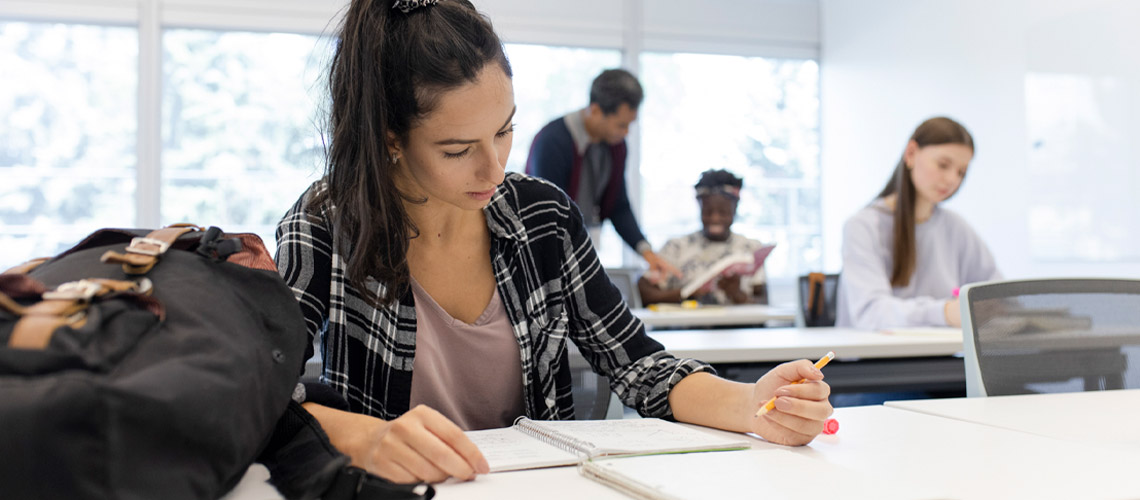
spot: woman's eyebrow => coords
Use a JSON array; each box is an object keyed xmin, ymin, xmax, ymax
[{"xmin": 434, "ymin": 106, "xmax": 517, "ymax": 146}]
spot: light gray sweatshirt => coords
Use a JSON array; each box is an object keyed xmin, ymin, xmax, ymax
[{"xmin": 836, "ymin": 199, "xmax": 1001, "ymax": 329}]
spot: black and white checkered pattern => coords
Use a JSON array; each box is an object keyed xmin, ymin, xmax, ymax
[
  {"xmin": 392, "ymin": 0, "xmax": 438, "ymax": 14},
  {"xmin": 276, "ymin": 172, "xmax": 713, "ymax": 421}
]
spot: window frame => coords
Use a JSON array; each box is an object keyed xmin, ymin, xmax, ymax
[{"xmin": 1, "ymin": 0, "xmax": 821, "ymax": 285}]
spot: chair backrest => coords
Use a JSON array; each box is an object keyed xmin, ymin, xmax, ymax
[
  {"xmin": 798, "ymin": 273, "xmax": 839, "ymax": 327},
  {"xmin": 605, "ymin": 267, "xmax": 643, "ymax": 309},
  {"xmin": 961, "ymin": 278, "xmax": 1140, "ymax": 397}
]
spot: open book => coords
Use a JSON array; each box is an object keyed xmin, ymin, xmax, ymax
[
  {"xmin": 680, "ymin": 244, "xmax": 776, "ymax": 299},
  {"xmin": 464, "ymin": 417, "xmax": 751, "ymax": 473}
]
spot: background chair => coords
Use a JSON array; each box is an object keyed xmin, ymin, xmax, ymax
[
  {"xmin": 798, "ymin": 272, "xmax": 839, "ymax": 327},
  {"xmin": 604, "ymin": 267, "xmax": 644, "ymax": 309},
  {"xmin": 961, "ymin": 278, "xmax": 1140, "ymax": 397}
]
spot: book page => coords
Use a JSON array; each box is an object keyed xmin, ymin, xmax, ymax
[
  {"xmin": 465, "ymin": 427, "xmax": 580, "ymax": 472},
  {"xmin": 679, "ymin": 244, "xmax": 775, "ymax": 299},
  {"xmin": 582, "ymin": 449, "xmax": 944, "ymax": 500},
  {"xmin": 531, "ymin": 418, "xmax": 751, "ymax": 456}
]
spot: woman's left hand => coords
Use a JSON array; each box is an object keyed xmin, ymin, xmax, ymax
[{"xmin": 748, "ymin": 360, "xmax": 833, "ymax": 445}]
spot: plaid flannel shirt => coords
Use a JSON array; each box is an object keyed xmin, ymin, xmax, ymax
[{"xmin": 275, "ymin": 172, "xmax": 713, "ymax": 421}]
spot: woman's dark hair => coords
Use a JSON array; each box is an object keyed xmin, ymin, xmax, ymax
[
  {"xmin": 311, "ymin": 0, "xmax": 512, "ymax": 305},
  {"xmin": 589, "ymin": 68, "xmax": 643, "ymax": 114},
  {"xmin": 877, "ymin": 116, "xmax": 974, "ymax": 288}
]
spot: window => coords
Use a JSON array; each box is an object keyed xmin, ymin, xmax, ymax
[
  {"xmin": 162, "ymin": 29, "xmax": 328, "ymax": 249},
  {"xmin": 0, "ymin": 21, "xmax": 137, "ymax": 270},
  {"xmin": 638, "ymin": 52, "xmax": 821, "ymax": 280},
  {"xmin": 502, "ymin": 43, "xmax": 621, "ymax": 174},
  {"xmin": 503, "ymin": 43, "xmax": 628, "ymax": 265}
]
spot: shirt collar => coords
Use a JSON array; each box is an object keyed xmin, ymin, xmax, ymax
[
  {"xmin": 482, "ymin": 174, "xmax": 528, "ymax": 243},
  {"xmin": 562, "ymin": 109, "xmax": 593, "ymax": 156}
]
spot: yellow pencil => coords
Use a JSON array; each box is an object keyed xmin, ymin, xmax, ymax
[{"xmin": 754, "ymin": 351, "xmax": 835, "ymax": 417}]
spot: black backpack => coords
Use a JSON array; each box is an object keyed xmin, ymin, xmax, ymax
[{"xmin": 0, "ymin": 226, "xmax": 433, "ymax": 500}]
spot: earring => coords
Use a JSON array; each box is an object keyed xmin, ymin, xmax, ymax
[{"xmin": 390, "ymin": 154, "xmax": 399, "ymax": 164}]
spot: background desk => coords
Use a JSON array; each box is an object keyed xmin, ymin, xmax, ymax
[
  {"xmin": 647, "ymin": 327, "xmax": 966, "ymax": 395},
  {"xmin": 630, "ymin": 304, "xmax": 797, "ymax": 330},
  {"xmin": 886, "ymin": 389, "xmax": 1140, "ymax": 450},
  {"xmin": 568, "ymin": 326, "xmax": 966, "ymax": 419}
]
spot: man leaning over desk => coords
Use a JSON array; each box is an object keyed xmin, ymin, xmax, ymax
[{"xmin": 526, "ymin": 68, "xmax": 679, "ymax": 280}]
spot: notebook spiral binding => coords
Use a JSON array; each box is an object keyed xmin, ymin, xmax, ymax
[{"xmin": 513, "ymin": 417, "xmax": 598, "ymax": 459}]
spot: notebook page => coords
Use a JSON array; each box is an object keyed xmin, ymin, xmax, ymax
[
  {"xmin": 466, "ymin": 427, "xmax": 580, "ymax": 472},
  {"xmin": 533, "ymin": 418, "xmax": 751, "ymax": 456},
  {"xmin": 582, "ymin": 449, "xmax": 944, "ymax": 500}
]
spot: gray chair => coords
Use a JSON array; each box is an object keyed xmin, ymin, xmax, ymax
[
  {"xmin": 961, "ymin": 278, "xmax": 1140, "ymax": 397},
  {"xmin": 605, "ymin": 267, "xmax": 644, "ymax": 309},
  {"xmin": 566, "ymin": 267, "xmax": 649, "ymax": 419}
]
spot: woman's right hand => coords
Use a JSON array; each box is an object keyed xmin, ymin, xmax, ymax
[{"xmin": 307, "ymin": 403, "xmax": 489, "ymax": 483}]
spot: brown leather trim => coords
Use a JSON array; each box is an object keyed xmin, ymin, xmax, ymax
[
  {"xmin": 2, "ymin": 257, "xmax": 50, "ymax": 275},
  {"xmin": 9, "ymin": 315, "xmax": 70, "ymax": 349},
  {"xmin": 100, "ymin": 226, "xmax": 197, "ymax": 275},
  {"xmin": 0, "ymin": 291, "xmax": 27, "ymax": 316},
  {"xmin": 24, "ymin": 299, "xmax": 88, "ymax": 318}
]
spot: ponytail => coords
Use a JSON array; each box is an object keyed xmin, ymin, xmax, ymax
[{"xmin": 312, "ymin": 0, "xmax": 511, "ymax": 305}]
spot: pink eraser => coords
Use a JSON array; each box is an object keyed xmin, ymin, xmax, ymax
[
  {"xmin": 951, "ymin": 287, "xmax": 960, "ymax": 298},
  {"xmin": 822, "ymin": 418, "xmax": 839, "ymax": 435}
]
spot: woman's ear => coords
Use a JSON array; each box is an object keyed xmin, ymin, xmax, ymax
[
  {"xmin": 903, "ymin": 140, "xmax": 919, "ymax": 168},
  {"xmin": 386, "ymin": 131, "xmax": 401, "ymax": 161}
]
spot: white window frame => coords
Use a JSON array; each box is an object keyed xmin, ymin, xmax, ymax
[{"xmin": 2, "ymin": 0, "xmax": 820, "ymax": 272}]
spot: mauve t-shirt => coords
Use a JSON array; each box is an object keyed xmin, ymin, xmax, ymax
[{"xmin": 407, "ymin": 277, "xmax": 526, "ymax": 431}]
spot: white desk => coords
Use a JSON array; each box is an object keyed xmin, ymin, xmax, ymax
[
  {"xmin": 647, "ymin": 327, "xmax": 962, "ymax": 363},
  {"xmin": 225, "ymin": 398, "xmax": 1140, "ymax": 499},
  {"xmin": 886, "ymin": 389, "xmax": 1140, "ymax": 451},
  {"xmin": 430, "ymin": 404, "xmax": 1140, "ymax": 500},
  {"xmin": 631, "ymin": 304, "xmax": 797, "ymax": 329}
]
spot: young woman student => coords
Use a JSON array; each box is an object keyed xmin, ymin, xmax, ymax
[
  {"xmin": 836, "ymin": 117, "xmax": 1001, "ymax": 330},
  {"xmin": 275, "ymin": 0, "xmax": 832, "ymax": 485},
  {"xmin": 638, "ymin": 169, "xmax": 770, "ymax": 306}
]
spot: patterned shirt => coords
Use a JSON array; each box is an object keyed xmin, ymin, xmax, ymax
[
  {"xmin": 657, "ymin": 231, "xmax": 769, "ymax": 305},
  {"xmin": 275, "ymin": 172, "xmax": 713, "ymax": 421}
]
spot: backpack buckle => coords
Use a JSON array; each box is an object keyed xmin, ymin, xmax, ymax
[
  {"xmin": 42, "ymin": 279, "xmax": 103, "ymax": 301},
  {"xmin": 126, "ymin": 237, "xmax": 171, "ymax": 256}
]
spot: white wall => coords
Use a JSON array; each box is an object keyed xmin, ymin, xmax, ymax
[{"xmin": 820, "ymin": 0, "xmax": 1140, "ymax": 280}]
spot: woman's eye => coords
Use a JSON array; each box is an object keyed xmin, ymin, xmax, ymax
[
  {"xmin": 496, "ymin": 124, "xmax": 516, "ymax": 138},
  {"xmin": 444, "ymin": 148, "xmax": 470, "ymax": 159}
]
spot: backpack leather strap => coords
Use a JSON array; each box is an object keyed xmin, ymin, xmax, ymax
[
  {"xmin": 100, "ymin": 226, "xmax": 198, "ymax": 275},
  {"xmin": 7, "ymin": 279, "xmax": 148, "ymax": 350},
  {"xmin": 3, "ymin": 257, "xmax": 50, "ymax": 276}
]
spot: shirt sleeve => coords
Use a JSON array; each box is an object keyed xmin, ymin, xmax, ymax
[
  {"xmin": 560, "ymin": 197, "xmax": 714, "ymax": 418},
  {"xmin": 526, "ymin": 125, "xmax": 574, "ymax": 194},
  {"xmin": 274, "ymin": 186, "xmax": 333, "ymax": 370},
  {"xmin": 839, "ymin": 214, "xmax": 948, "ymax": 329},
  {"xmin": 607, "ymin": 173, "xmax": 650, "ymax": 253}
]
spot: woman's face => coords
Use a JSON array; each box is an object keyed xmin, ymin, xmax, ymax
[
  {"xmin": 395, "ymin": 64, "xmax": 516, "ymax": 211},
  {"xmin": 699, "ymin": 194, "xmax": 737, "ymax": 242},
  {"xmin": 905, "ymin": 141, "xmax": 973, "ymax": 205}
]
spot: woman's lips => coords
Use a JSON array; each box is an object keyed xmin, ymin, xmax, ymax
[{"xmin": 467, "ymin": 189, "xmax": 495, "ymax": 201}]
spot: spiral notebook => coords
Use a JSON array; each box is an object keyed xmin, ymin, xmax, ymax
[{"xmin": 465, "ymin": 418, "xmax": 752, "ymax": 473}]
